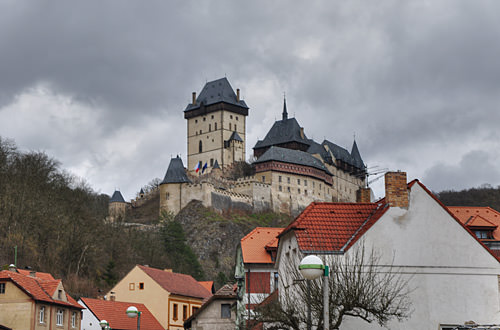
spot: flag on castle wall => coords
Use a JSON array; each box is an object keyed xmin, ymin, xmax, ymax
[
  {"xmin": 194, "ymin": 162, "xmax": 200, "ymax": 173},
  {"xmin": 202, "ymin": 162, "xmax": 208, "ymax": 174}
]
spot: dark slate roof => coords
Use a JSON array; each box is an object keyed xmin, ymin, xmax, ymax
[
  {"xmin": 307, "ymin": 140, "xmax": 329, "ymax": 159},
  {"xmin": 228, "ymin": 131, "xmax": 243, "ymax": 142},
  {"xmin": 212, "ymin": 159, "xmax": 220, "ymax": 169},
  {"xmin": 254, "ymin": 146, "xmax": 331, "ymax": 175},
  {"xmin": 161, "ymin": 156, "xmax": 191, "ymax": 184},
  {"xmin": 184, "ymin": 77, "xmax": 248, "ymax": 111},
  {"xmin": 140, "ymin": 188, "xmax": 144, "ymax": 194},
  {"xmin": 110, "ymin": 190, "xmax": 125, "ymax": 203},
  {"xmin": 254, "ymin": 117, "xmax": 310, "ymax": 149},
  {"xmin": 350, "ymin": 140, "xmax": 365, "ymax": 169}
]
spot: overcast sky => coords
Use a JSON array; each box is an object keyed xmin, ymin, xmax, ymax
[{"xmin": 1, "ymin": 1, "xmax": 500, "ymax": 200}]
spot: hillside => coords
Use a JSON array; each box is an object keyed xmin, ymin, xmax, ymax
[{"xmin": 436, "ymin": 185, "xmax": 500, "ymax": 211}]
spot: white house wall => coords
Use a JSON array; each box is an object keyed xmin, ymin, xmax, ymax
[
  {"xmin": 78, "ymin": 300, "xmax": 102, "ymax": 330},
  {"xmin": 344, "ymin": 183, "xmax": 500, "ymax": 329}
]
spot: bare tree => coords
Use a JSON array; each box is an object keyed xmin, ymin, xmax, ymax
[{"xmin": 253, "ymin": 244, "xmax": 413, "ymax": 329}]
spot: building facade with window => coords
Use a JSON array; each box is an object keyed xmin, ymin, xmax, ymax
[
  {"xmin": 106, "ymin": 265, "xmax": 211, "ymax": 330},
  {"xmin": 0, "ymin": 267, "xmax": 82, "ymax": 330}
]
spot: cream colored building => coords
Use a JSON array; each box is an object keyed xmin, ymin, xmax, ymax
[
  {"xmin": 0, "ymin": 268, "xmax": 82, "ymax": 330},
  {"xmin": 106, "ymin": 265, "xmax": 211, "ymax": 330}
]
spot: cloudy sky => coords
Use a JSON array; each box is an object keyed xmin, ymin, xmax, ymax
[{"xmin": 1, "ymin": 1, "xmax": 500, "ymax": 200}]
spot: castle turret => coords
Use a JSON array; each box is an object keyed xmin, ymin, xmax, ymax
[
  {"xmin": 159, "ymin": 156, "xmax": 191, "ymax": 215},
  {"xmin": 109, "ymin": 190, "xmax": 127, "ymax": 221},
  {"xmin": 184, "ymin": 78, "xmax": 249, "ymax": 174}
]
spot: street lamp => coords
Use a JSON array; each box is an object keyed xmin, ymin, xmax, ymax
[
  {"xmin": 126, "ymin": 306, "xmax": 141, "ymax": 330},
  {"xmin": 99, "ymin": 319, "xmax": 110, "ymax": 330},
  {"xmin": 299, "ymin": 255, "xmax": 329, "ymax": 330}
]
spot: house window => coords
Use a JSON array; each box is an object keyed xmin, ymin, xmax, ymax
[
  {"xmin": 58, "ymin": 289, "xmax": 62, "ymax": 299},
  {"xmin": 56, "ymin": 309, "xmax": 64, "ymax": 326},
  {"xmin": 183, "ymin": 305, "xmax": 188, "ymax": 320},
  {"xmin": 199, "ymin": 141, "xmax": 203, "ymax": 153},
  {"xmin": 192, "ymin": 306, "xmax": 199, "ymax": 314},
  {"xmin": 475, "ymin": 230, "xmax": 490, "ymax": 239},
  {"xmin": 274, "ymin": 272, "xmax": 279, "ymax": 291},
  {"xmin": 173, "ymin": 304, "xmax": 178, "ymax": 320},
  {"xmin": 0, "ymin": 283, "xmax": 5, "ymax": 294},
  {"xmin": 139, "ymin": 282, "xmax": 144, "ymax": 290},
  {"xmin": 71, "ymin": 312, "xmax": 76, "ymax": 328},
  {"xmin": 39, "ymin": 306, "xmax": 45, "ymax": 323},
  {"xmin": 221, "ymin": 304, "xmax": 231, "ymax": 318},
  {"xmin": 129, "ymin": 283, "xmax": 135, "ymax": 290}
]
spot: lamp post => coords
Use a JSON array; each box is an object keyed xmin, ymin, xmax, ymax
[
  {"xmin": 99, "ymin": 319, "xmax": 110, "ymax": 330},
  {"xmin": 126, "ymin": 306, "xmax": 141, "ymax": 330},
  {"xmin": 299, "ymin": 255, "xmax": 329, "ymax": 330}
]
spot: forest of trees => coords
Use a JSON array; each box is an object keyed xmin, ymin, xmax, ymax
[
  {"xmin": 0, "ymin": 137, "xmax": 203, "ymax": 299},
  {"xmin": 436, "ymin": 184, "xmax": 500, "ymax": 212}
]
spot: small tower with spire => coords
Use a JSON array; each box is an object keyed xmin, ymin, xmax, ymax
[
  {"xmin": 108, "ymin": 190, "xmax": 127, "ymax": 221},
  {"xmin": 282, "ymin": 95, "xmax": 288, "ymax": 120},
  {"xmin": 159, "ymin": 155, "xmax": 191, "ymax": 215}
]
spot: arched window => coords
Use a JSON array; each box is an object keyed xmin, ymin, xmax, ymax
[{"xmin": 199, "ymin": 141, "xmax": 202, "ymax": 153}]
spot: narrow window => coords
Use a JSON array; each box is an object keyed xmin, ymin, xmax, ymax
[
  {"xmin": 279, "ymin": 186, "xmax": 282, "ymax": 192},
  {"xmin": 195, "ymin": 119, "xmax": 198, "ymax": 123},
  {"xmin": 235, "ymin": 124, "xmax": 237, "ymax": 131},
  {"xmin": 199, "ymin": 129, "xmax": 202, "ymax": 134},
  {"xmin": 129, "ymin": 283, "xmax": 135, "ymax": 290},
  {"xmin": 305, "ymin": 180, "xmax": 308, "ymax": 186},
  {"xmin": 210, "ymin": 158, "xmax": 214, "ymax": 166},
  {"xmin": 211, "ymin": 115, "xmax": 214, "ymax": 119},
  {"xmin": 221, "ymin": 304, "xmax": 231, "ymax": 318},
  {"xmin": 139, "ymin": 282, "xmax": 144, "ymax": 290},
  {"xmin": 166, "ymin": 192, "xmax": 170, "ymax": 200},
  {"xmin": 287, "ymin": 187, "xmax": 290, "ymax": 192},
  {"xmin": 209, "ymin": 124, "xmax": 211, "ymax": 132},
  {"xmin": 56, "ymin": 309, "xmax": 64, "ymax": 326},
  {"xmin": 279, "ymin": 176, "xmax": 282, "ymax": 182},
  {"xmin": 236, "ymin": 116, "xmax": 239, "ymax": 121},
  {"xmin": 58, "ymin": 289, "xmax": 62, "ymax": 300},
  {"xmin": 183, "ymin": 305, "xmax": 188, "ymax": 320},
  {"xmin": 71, "ymin": 312, "xmax": 76, "ymax": 328},
  {"xmin": 203, "ymin": 117, "xmax": 206, "ymax": 121},
  {"xmin": 192, "ymin": 306, "xmax": 199, "ymax": 314},
  {"xmin": 39, "ymin": 306, "xmax": 45, "ymax": 324},
  {"xmin": 0, "ymin": 283, "xmax": 5, "ymax": 294},
  {"xmin": 262, "ymin": 176, "xmax": 265, "ymax": 183},
  {"xmin": 230, "ymin": 115, "xmax": 233, "ymax": 119},
  {"xmin": 298, "ymin": 179, "xmax": 301, "ymax": 185},
  {"xmin": 229, "ymin": 123, "xmax": 232, "ymax": 130},
  {"xmin": 305, "ymin": 190, "xmax": 308, "ymax": 196},
  {"xmin": 287, "ymin": 177, "xmax": 290, "ymax": 184},
  {"xmin": 215, "ymin": 122, "xmax": 217, "ymax": 130},
  {"xmin": 199, "ymin": 141, "xmax": 203, "ymax": 153},
  {"xmin": 298, "ymin": 188, "xmax": 301, "ymax": 194},
  {"xmin": 173, "ymin": 304, "xmax": 178, "ymax": 320}
]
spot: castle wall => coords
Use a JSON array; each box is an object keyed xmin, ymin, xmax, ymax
[{"xmin": 187, "ymin": 110, "xmax": 246, "ymax": 174}]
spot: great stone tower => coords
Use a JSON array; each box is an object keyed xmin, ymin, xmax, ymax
[{"xmin": 184, "ymin": 78, "xmax": 249, "ymax": 174}]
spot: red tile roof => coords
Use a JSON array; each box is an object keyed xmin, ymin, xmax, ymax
[
  {"xmin": 138, "ymin": 265, "xmax": 211, "ymax": 299},
  {"xmin": 448, "ymin": 206, "xmax": 500, "ymax": 239},
  {"xmin": 17, "ymin": 269, "xmax": 55, "ymax": 281},
  {"xmin": 39, "ymin": 279, "xmax": 61, "ymax": 296},
  {"xmin": 279, "ymin": 202, "xmax": 388, "ymax": 253},
  {"xmin": 80, "ymin": 298, "xmax": 163, "ymax": 330},
  {"xmin": 0, "ymin": 270, "xmax": 81, "ymax": 309},
  {"xmin": 199, "ymin": 281, "xmax": 214, "ymax": 293},
  {"xmin": 241, "ymin": 227, "xmax": 284, "ymax": 264}
]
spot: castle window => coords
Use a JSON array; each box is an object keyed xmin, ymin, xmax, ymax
[
  {"xmin": 236, "ymin": 116, "xmax": 239, "ymax": 121},
  {"xmin": 211, "ymin": 115, "xmax": 214, "ymax": 119},
  {"xmin": 195, "ymin": 119, "xmax": 198, "ymax": 123},
  {"xmin": 287, "ymin": 187, "xmax": 290, "ymax": 192},
  {"xmin": 215, "ymin": 122, "xmax": 217, "ymax": 130},
  {"xmin": 166, "ymin": 192, "xmax": 170, "ymax": 200},
  {"xmin": 209, "ymin": 124, "xmax": 211, "ymax": 132},
  {"xmin": 199, "ymin": 141, "xmax": 203, "ymax": 153},
  {"xmin": 230, "ymin": 115, "xmax": 233, "ymax": 119},
  {"xmin": 305, "ymin": 190, "xmax": 308, "ymax": 196},
  {"xmin": 71, "ymin": 312, "xmax": 76, "ymax": 328},
  {"xmin": 298, "ymin": 179, "xmax": 301, "ymax": 185},
  {"xmin": 304, "ymin": 180, "xmax": 308, "ymax": 186},
  {"xmin": 279, "ymin": 186, "xmax": 282, "ymax": 192},
  {"xmin": 203, "ymin": 117, "xmax": 206, "ymax": 121},
  {"xmin": 229, "ymin": 123, "xmax": 232, "ymax": 130},
  {"xmin": 235, "ymin": 124, "xmax": 237, "ymax": 131},
  {"xmin": 210, "ymin": 158, "xmax": 214, "ymax": 166},
  {"xmin": 287, "ymin": 177, "xmax": 290, "ymax": 184},
  {"xmin": 199, "ymin": 129, "xmax": 202, "ymax": 134},
  {"xmin": 262, "ymin": 176, "xmax": 265, "ymax": 183},
  {"xmin": 279, "ymin": 176, "xmax": 282, "ymax": 182},
  {"xmin": 298, "ymin": 188, "xmax": 301, "ymax": 194}
]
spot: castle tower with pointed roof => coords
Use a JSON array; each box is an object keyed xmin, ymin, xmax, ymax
[
  {"xmin": 184, "ymin": 77, "xmax": 249, "ymax": 174},
  {"xmin": 108, "ymin": 190, "xmax": 127, "ymax": 221}
]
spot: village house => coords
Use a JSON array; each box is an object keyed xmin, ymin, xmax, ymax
[
  {"xmin": 78, "ymin": 297, "xmax": 163, "ymax": 330},
  {"xmin": 106, "ymin": 265, "xmax": 211, "ymax": 330},
  {"xmin": 183, "ymin": 284, "xmax": 238, "ymax": 330},
  {"xmin": 0, "ymin": 266, "xmax": 82, "ymax": 330},
  {"xmin": 234, "ymin": 226, "xmax": 283, "ymax": 326},
  {"xmin": 274, "ymin": 172, "xmax": 500, "ymax": 329}
]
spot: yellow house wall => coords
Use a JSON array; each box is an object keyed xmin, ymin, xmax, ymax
[
  {"xmin": 107, "ymin": 266, "xmax": 170, "ymax": 329},
  {"xmin": 168, "ymin": 295, "xmax": 204, "ymax": 330}
]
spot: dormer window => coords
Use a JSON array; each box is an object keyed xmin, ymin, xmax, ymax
[
  {"xmin": 474, "ymin": 230, "xmax": 493, "ymax": 239},
  {"xmin": 58, "ymin": 289, "xmax": 62, "ymax": 300}
]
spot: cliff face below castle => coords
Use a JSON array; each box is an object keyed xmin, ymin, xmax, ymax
[{"xmin": 174, "ymin": 200, "xmax": 291, "ymax": 284}]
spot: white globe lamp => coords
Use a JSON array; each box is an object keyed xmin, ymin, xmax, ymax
[{"xmin": 299, "ymin": 255, "xmax": 324, "ymax": 280}]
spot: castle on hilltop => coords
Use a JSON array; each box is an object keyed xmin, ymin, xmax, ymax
[{"xmin": 109, "ymin": 78, "xmax": 368, "ymax": 219}]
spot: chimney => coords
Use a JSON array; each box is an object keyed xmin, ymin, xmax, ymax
[
  {"xmin": 236, "ymin": 88, "xmax": 240, "ymax": 102},
  {"xmin": 356, "ymin": 187, "xmax": 372, "ymax": 203},
  {"xmin": 385, "ymin": 171, "xmax": 408, "ymax": 208},
  {"xmin": 29, "ymin": 271, "xmax": 37, "ymax": 278},
  {"xmin": 192, "ymin": 92, "xmax": 196, "ymax": 104},
  {"xmin": 8, "ymin": 264, "xmax": 16, "ymax": 272}
]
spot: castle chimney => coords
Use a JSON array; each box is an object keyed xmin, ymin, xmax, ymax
[
  {"xmin": 192, "ymin": 92, "xmax": 196, "ymax": 104},
  {"xmin": 356, "ymin": 187, "xmax": 372, "ymax": 203},
  {"xmin": 236, "ymin": 89, "xmax": 240, "ymax": 102},
  {"xmin": 385, "ymin": 171, "xmax": 408, "ymax": 208}
]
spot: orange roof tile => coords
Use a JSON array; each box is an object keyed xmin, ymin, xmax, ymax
[
  {"xmin": 279, "ymin": 202, "xmax": 388, "ymax": 253},
  {"xmin": 138, "ymin": 265, "xmax": 211, "ymax": 299},
  {"xmin": 467, "ymin": 215, "xmax": 498, "ymax": 228},
  {"xmin": 0, "ymin": 270, "xmax": 81, "ymax": 309},
  {"xmin": 80, "ymin": 298, "xmax": 163, "ymax": 330},
  {"xmin": 448, "ymin": 206, "xmax": 500, "ymax": 239},
  {"xmin": 39, "ymin": 279, "xmax": 61, "ymax": 296},
  {"xmin": 17, "ymin": 269, "xmax": 55, "ymax": 281},
  {"xmin": 199, "ymin": 281, "xmax": 214, "ymax": 294},
  {"xmin": 241, "ymin": 227, "xmax": 284, "ymax": 264}
]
